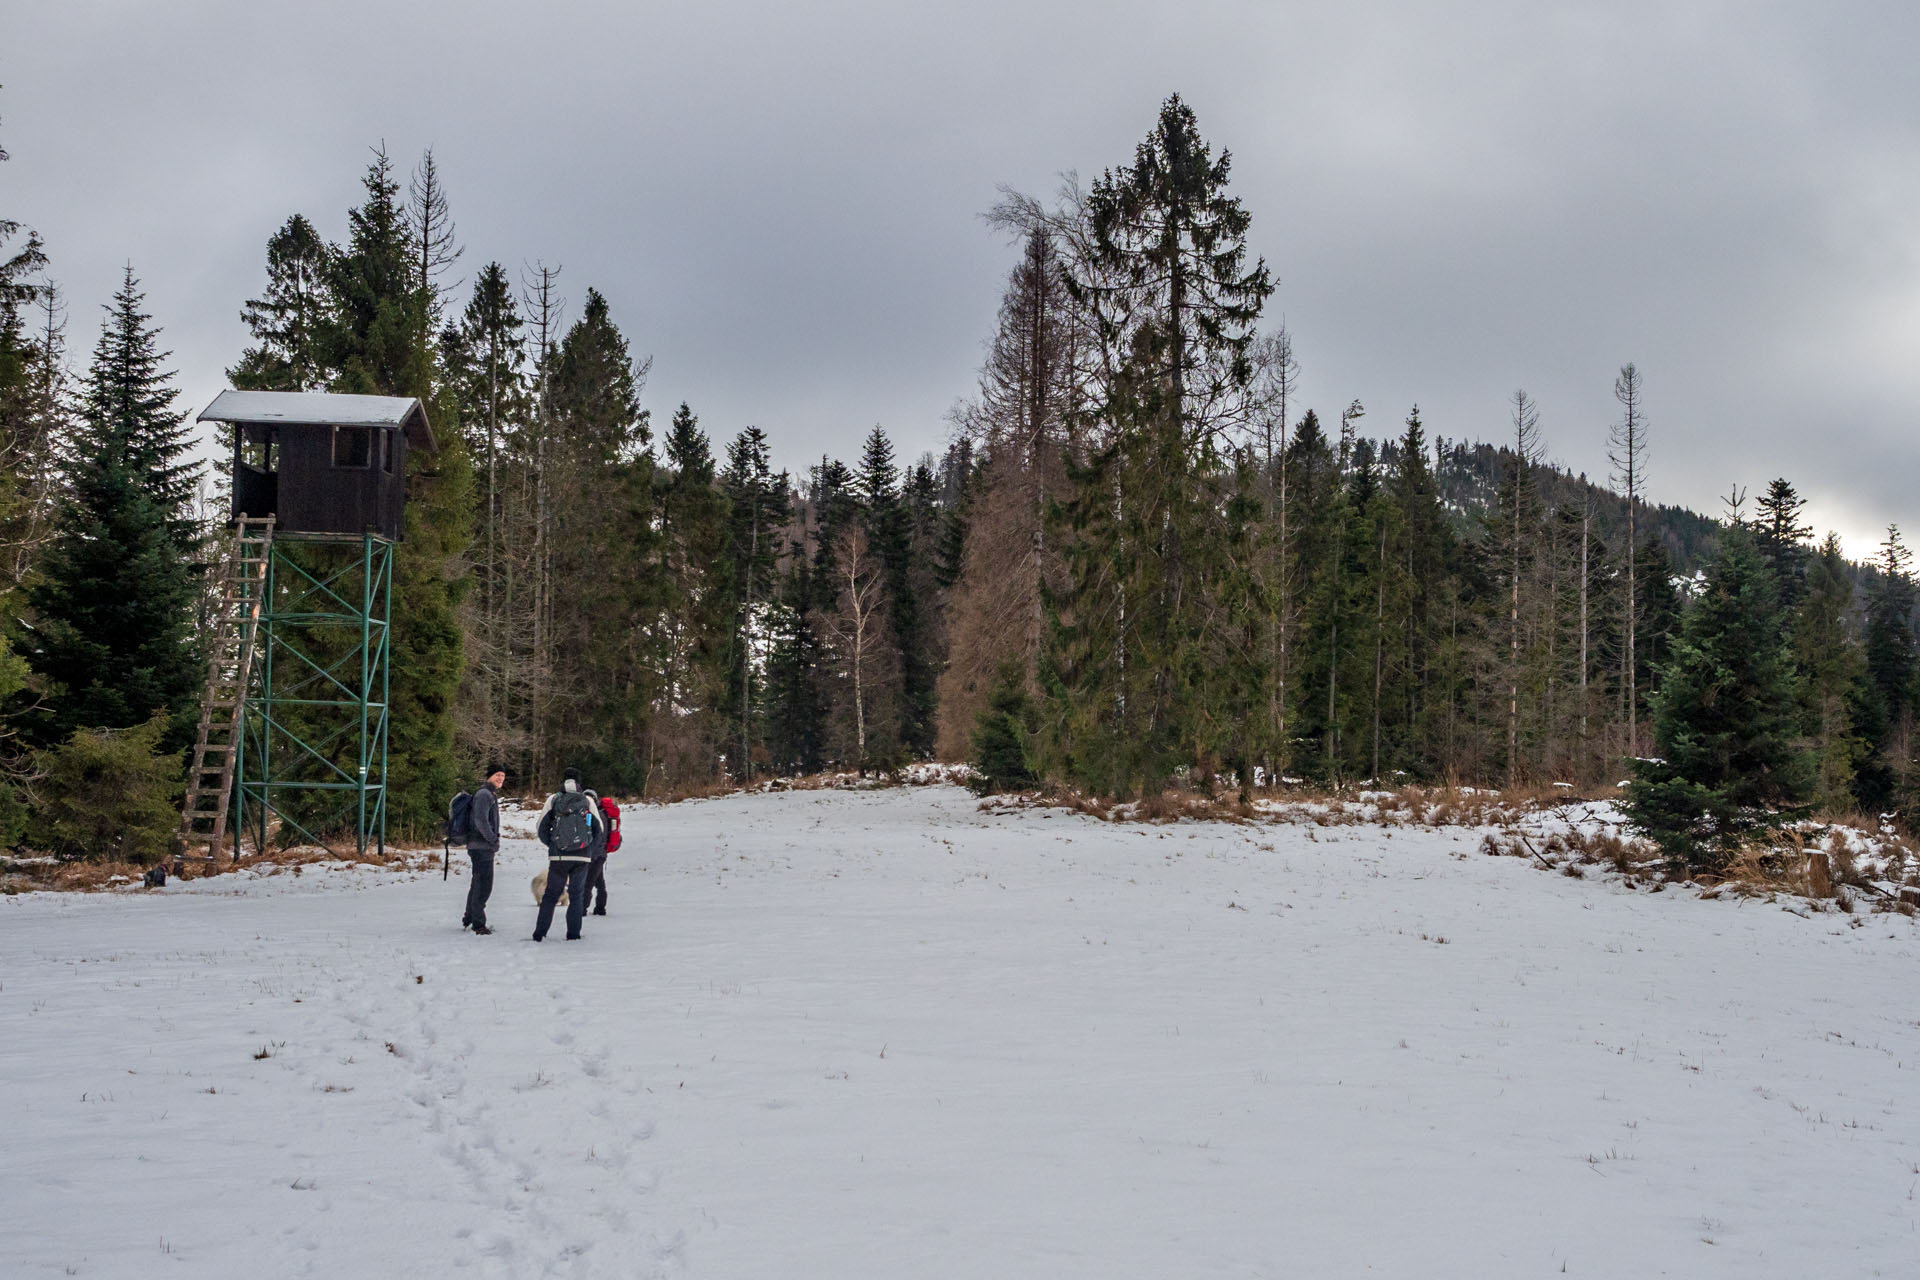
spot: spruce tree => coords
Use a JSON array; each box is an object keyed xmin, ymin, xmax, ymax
[
  {"xmin": 1858, "ymin": 526, "xmax": 1917, "ymax": 813},
  {"xmin": 650, "ymin": 403, "xmax": 732, "ymax": 786},
  {"xmin": 1389, "ymin": 408, "xmax": 1463, "ymax": 776},
  {"xmin": 229, "ymin": 214, "xmax": 333, "ymax": 391},
  {"xmin": 1623, "ymin": 524, "xmax": 1811, "ymax": 870},
  {"xmin": 1631, "ymin": 537, "xmax": 1682, "ymax": 711},
  {"xmin": 1278, "ymin": 410, "xmax": 1341, "ymax": 775},
  {"xmin": 970, "ymin": 663, "xmax": 1038, "ymax": 794},
  {"xmin": 763, "ymin": 547, "xmax": 828, "ymax": 776},
  {"xmin": 722, "ymin": 426, "xmax": 789, "ymax": 780},
  {"xmin": 1795, "ymin": 533, "xmax": 1868, "ymax": 812},
  {"xmin": 857, "ymin": 425, "xmax": 929, "ymax": 760},
  {"xmin": 544, "ymin": 288, "xmax": 651, "ymax": 786},
  {"xmin": 323, "ymin": 148, "xmax": 473, "ymax": 829},
  {"xmin": 442, "ymin": 262, "xmax": 528, "ymax": 766},
  {"xmin": 1045, "ymin": 94, "xmax": 1273, "ymax": 795},
  {"xmin": 1753, "ymin": 478, "xmax": 1813, "ymax": 610},
  {"xmin": 1036, "ymin": 435, "xmax": 1138, "ymax": 792},
  {"xmin": 0, "ymin": 280, "xmax": 67, "ymax": 590},
  {"xmin": 0, "ymin": 207, "xmax": 45, "ymax": 323},
  {"xmin": 324, "ymin": 147, "xmax": 432, "ymax": 398},
  {"xmin": 28, "ymin": 268, "xmax": 201, "ymax": 745}
]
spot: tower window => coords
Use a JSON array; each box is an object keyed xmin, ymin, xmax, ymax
[{"xmin": 332, "ymin": 425, "xmax": 372, "ymax": 468}]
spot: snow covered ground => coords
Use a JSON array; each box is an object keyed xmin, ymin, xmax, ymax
[{"xmin": 4, "ymin": 784, "xmax": 1919, "ymax": 1278}]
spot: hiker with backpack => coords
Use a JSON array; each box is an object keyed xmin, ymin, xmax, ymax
[
  {"xmin": 532, "ymin": 766, "xmax": 603, "ymax": 942},
  {"xmin": 451, "ymin": 766, "xmax": 506, "ymax": 935},
  {"xmin": 586, "ymin": 793, "xmax": 621, "ymax": 916}
]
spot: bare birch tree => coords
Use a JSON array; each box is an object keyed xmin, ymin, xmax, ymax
[{"xmin": 824, "ymin": 526, "xmax": 890, "ymax": 775}]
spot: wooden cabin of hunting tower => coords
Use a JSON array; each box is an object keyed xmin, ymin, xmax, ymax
[{"xmin": 198, "ymin": 390, "xmax": 436, "ymax": 541}]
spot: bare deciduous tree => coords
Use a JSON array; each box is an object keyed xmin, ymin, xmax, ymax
[
  {"xmin": 824, "ymin": 527, "xmax": 890, "ymax": 775},
  {"xmin": 1609, "ymin": 363, "xmax": 1647, "ymax": 758},
  {"xmin": 1507, "ymin": 389, "xmax": 1542, "ymax": 784},
  {"xmin": 407, "ymin": 148, "xmax": 463, "ymax": 320}
]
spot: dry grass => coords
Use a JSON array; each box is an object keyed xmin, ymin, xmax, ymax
[
  {"xmin": 1008, "ymin": 777, "xmax": 1630, "ymax": 834},
  {"xmin": 640, "ymin": 764, "xmax": 976, "ymax": 805},
  {"xmin": 986, "ymin": 784, "xmax": 1261, "ymax": 825},
  {"xmin": 0, "ymin": 838, "xmax": 442, "ymax": 894},
  {"xmin": 635, "ymin": 774, "xmax": 755, "ymax": 802},
  {"xmin": 2, "ymin": 856, "xmax": 156, "ymax": 893},
  {"xmin": 1129, "ymin": 790, "xmax": 1257, "ymax": 824}
]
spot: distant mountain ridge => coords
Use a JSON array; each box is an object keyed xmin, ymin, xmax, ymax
[{"xmin": 1391, "ymin": 437, "xmax": 1723, "ymax": 571}]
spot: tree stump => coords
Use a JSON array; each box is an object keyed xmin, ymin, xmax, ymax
[{"xmin": 1805, "ymin": 852, "xmax": 1832, "ymax": 899}]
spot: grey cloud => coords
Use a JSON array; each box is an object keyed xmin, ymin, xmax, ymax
[{"xmin": 9, "ymin": 1, "xmax": 1917, "ymax": 550}]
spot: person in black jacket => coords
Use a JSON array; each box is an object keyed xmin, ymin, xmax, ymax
[
  {"xmin": 532, "ymin": 766, "xmax": 601, "ymax": 942},
  {"xmin": 463, "ymin": 767, "xmax": 506, "ymax": 935}
]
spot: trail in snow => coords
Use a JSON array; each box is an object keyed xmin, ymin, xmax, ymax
[{"xmin": 4, "ymin": 785, "xmax": 1919, "ymax": 1278}]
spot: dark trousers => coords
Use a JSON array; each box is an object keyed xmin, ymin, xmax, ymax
[
  {"xmin": 586, "ymin": 856, "xmax": 608, "ymax": 913},
  {"xmin": 534, "ymin": 859, "xmax": 590, "ymax": 940},
  {"xmin": 463, "ymin": 850, "xmax": 495, "ymax": 927}
]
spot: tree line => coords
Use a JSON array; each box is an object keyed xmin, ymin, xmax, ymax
[
  {"xmin": 2, "ymin": 95, "xmax": 1917, "ymax": 869},
  {"xmin": 945, "ymin": 96, "xmax": 1920, "ymax": 874}
]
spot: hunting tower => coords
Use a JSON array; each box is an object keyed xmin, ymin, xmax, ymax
[{"xmin": 180, "ymin": 391, "xmax": 438, "ymax": 864}]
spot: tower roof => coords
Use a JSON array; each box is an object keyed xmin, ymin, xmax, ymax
[{"xmin": 199, "ymin": 390, "xmax": 435, "ymax": 452}]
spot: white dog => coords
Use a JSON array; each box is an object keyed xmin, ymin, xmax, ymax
[{"xmin": 531, "ymin": 870, "xmax": 571, "ymax": 907}]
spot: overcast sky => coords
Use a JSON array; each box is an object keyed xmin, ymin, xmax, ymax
[{"xmin": 8, "ymin": 2, "xmax": 1918, "ymax": 555}]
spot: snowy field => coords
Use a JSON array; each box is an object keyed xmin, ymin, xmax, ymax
[{"xmin": 4, "ymin": 784, "xmax": 1919, "ymax": 1278}]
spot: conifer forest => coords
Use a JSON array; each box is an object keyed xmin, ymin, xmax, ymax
[{"xmin": 3, "ymin": 95, "xmax": 1916, "ymax": 869}]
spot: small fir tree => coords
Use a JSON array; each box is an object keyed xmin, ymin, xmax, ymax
[
  {"xmin": 969, "ymin": 663, "xmax": 1038, "ymax": 794},
  {"xmin": 35, "ymin": 712, "xmax": 180, "ymax": 861},
  {"xmin": 1623, "ymin": 524, "xmax": 1811, "ymax": 870}
]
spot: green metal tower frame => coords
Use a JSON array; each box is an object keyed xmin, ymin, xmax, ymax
[{"xmin": 234, "ymin": 533, "xmax": 394, "ymax": 857}]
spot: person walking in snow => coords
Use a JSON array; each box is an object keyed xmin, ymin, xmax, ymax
[
  {"xmin": 532, "ymin": 766, "xmax": 603, "ymax": 942},
  {"xmin": 586, "ymin": 793, "xmax": 620, "ymax": 916},
  {"xmin": 462, "ymin": 765, "xmax": 506, "ymax": 935}
]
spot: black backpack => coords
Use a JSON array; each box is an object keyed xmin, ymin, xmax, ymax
[
  {"xmin": 446, "ymin": 791, "xmax": 475, "ymax": 842},
  {"xmin": 443, "ymin": 790, "xmax": 475, "ymax": 880},
  {"xmin": 550, "ymin": 789, "xmax": 595, "ymax": 854}
]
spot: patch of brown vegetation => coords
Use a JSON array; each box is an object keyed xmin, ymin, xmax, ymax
[{"xmin": 0, "ymin": 837, "xmax": 443, "ymax": 894}]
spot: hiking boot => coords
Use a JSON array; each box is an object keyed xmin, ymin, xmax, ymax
[
  {"xmin": 471, "ymin": 923, "xmax": 492, "ymax": 935},
  {"xmin": 591, "ymin": 908, "xmax": 606, "ymax": 916}
]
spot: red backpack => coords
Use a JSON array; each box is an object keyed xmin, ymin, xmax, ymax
[{"xmin": 598, "ymin": 796, "xmax": 622, "ymax": 853}]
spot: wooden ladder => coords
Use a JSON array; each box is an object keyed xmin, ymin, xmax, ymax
[{"xmin": 178, "ymin": 516, "xmax": 274, "ymax": 864}]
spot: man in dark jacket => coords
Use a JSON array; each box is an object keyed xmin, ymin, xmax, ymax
[
  {"xmin": 532, "ymin": 766, "xmax": 601, "ymax": 942},
  {"xmin": 463, "ymin": 766, "xmax": 506, "ymax": 935}
]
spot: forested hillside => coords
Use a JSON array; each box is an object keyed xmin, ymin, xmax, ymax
[{"xmin": 3, "ymin": 97, "xmax": 1916, "ymax": 869}]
